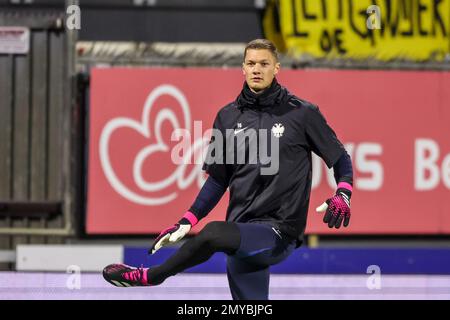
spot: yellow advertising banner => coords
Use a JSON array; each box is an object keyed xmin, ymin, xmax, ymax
[{"xmin": 265, "ymin": 0, "xmax": 450, "ymax": 61}]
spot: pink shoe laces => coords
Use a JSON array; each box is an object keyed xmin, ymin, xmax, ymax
[{"xmin": 123, "ymin": 265, "xmax": 148, "ymax": 285}]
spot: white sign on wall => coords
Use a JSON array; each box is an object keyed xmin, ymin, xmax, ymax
[{"xmin": 0, "ymin": 27, "xmax": 30, "ymax": 54}]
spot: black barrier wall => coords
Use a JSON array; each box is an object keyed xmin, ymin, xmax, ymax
[{"xmin": 0, "ymin": 3, "xmax": 78, "ymax": 270}]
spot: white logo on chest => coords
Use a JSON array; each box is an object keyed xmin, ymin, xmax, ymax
[{"xmin": 271, "ymin": 123, "xmax": 285, "ymax": 138}]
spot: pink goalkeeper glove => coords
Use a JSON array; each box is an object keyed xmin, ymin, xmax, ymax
[
  {"xmin": 316, "ymin": 182, "xmax": 352, "ymax": 229},
  {"xmin": 149, "ymin": 211, "xmax": 198, "ymax": 254}
]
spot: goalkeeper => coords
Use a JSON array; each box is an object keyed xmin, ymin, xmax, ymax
[{"xmin": 103, "ymin": 39, "xmax": 353, "ymax": 300}]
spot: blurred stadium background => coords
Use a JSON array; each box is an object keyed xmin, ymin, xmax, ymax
[{"xmin": 1, "ymin": 0, "xmax": 450, "ymax": 300}]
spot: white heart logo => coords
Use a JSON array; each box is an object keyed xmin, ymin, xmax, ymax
[{"xmin": 99, "ymin": 84, "xmax": 207, "ymax": 206}]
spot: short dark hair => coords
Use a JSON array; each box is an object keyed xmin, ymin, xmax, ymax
[{"xmin": 244, "ymin": 39, "xmax": 279, "ymax": 62}]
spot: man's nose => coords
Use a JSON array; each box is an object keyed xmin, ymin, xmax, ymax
[{"xmin": 252, "ymin": 67, "xmax": 261, "ymax": 74}]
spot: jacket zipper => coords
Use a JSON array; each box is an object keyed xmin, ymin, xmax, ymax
[{"xmin": 257, "ymin": 110, "xmax": 262, "ymax": 167}]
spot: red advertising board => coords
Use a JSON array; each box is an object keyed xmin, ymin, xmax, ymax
[{"xmin": 87, "ymin": 68, "xmax": 450, "ymax": 235}]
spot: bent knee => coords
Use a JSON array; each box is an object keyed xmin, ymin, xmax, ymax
[
  {"xmin": 197, "ymin": 221, "xmax": 237, "ymax": 248},
  {"xmin": 202, "ymin": 221, "xmax": 229, "ymax": 234}
]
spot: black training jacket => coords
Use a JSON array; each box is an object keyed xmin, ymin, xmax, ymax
[{"xmin": 203, "ymin": 79, "xmax": 345, "ymax": 247}]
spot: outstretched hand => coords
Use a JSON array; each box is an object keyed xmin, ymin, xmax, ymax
[
  {"xmin": 316, "ymin": 188, "xmax": 351, "ymax": 229},
  {"xmin": 149, "ymin": 223, "xmax": 191, "ymax": 255}
]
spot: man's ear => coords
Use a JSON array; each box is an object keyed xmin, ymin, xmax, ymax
[
  {"xmin": 242, "ymin": 63, "xmax": 245, "ymax": 75},
  {"xmin": 274, "ymin": 62, "xmax": 281, "ymax": 75}
]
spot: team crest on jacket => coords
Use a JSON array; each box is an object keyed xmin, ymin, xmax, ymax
[{"xmin": 271, "ymin": 123, "xmax": 285, "ymax": 138}]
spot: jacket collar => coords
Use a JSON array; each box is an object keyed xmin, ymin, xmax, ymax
[{"xmin": 236, "ymin": 78, "xmax": 284, "ymax": 110}]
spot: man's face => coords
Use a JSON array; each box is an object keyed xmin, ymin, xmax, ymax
[{"xmin": 242, "ymin": 49, "xmax": 280, "ymax": 93}]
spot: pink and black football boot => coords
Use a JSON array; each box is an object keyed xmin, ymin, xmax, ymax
[{"xmin": 103, "ymin": 264, "xmax": 151, "ymax": 287}]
